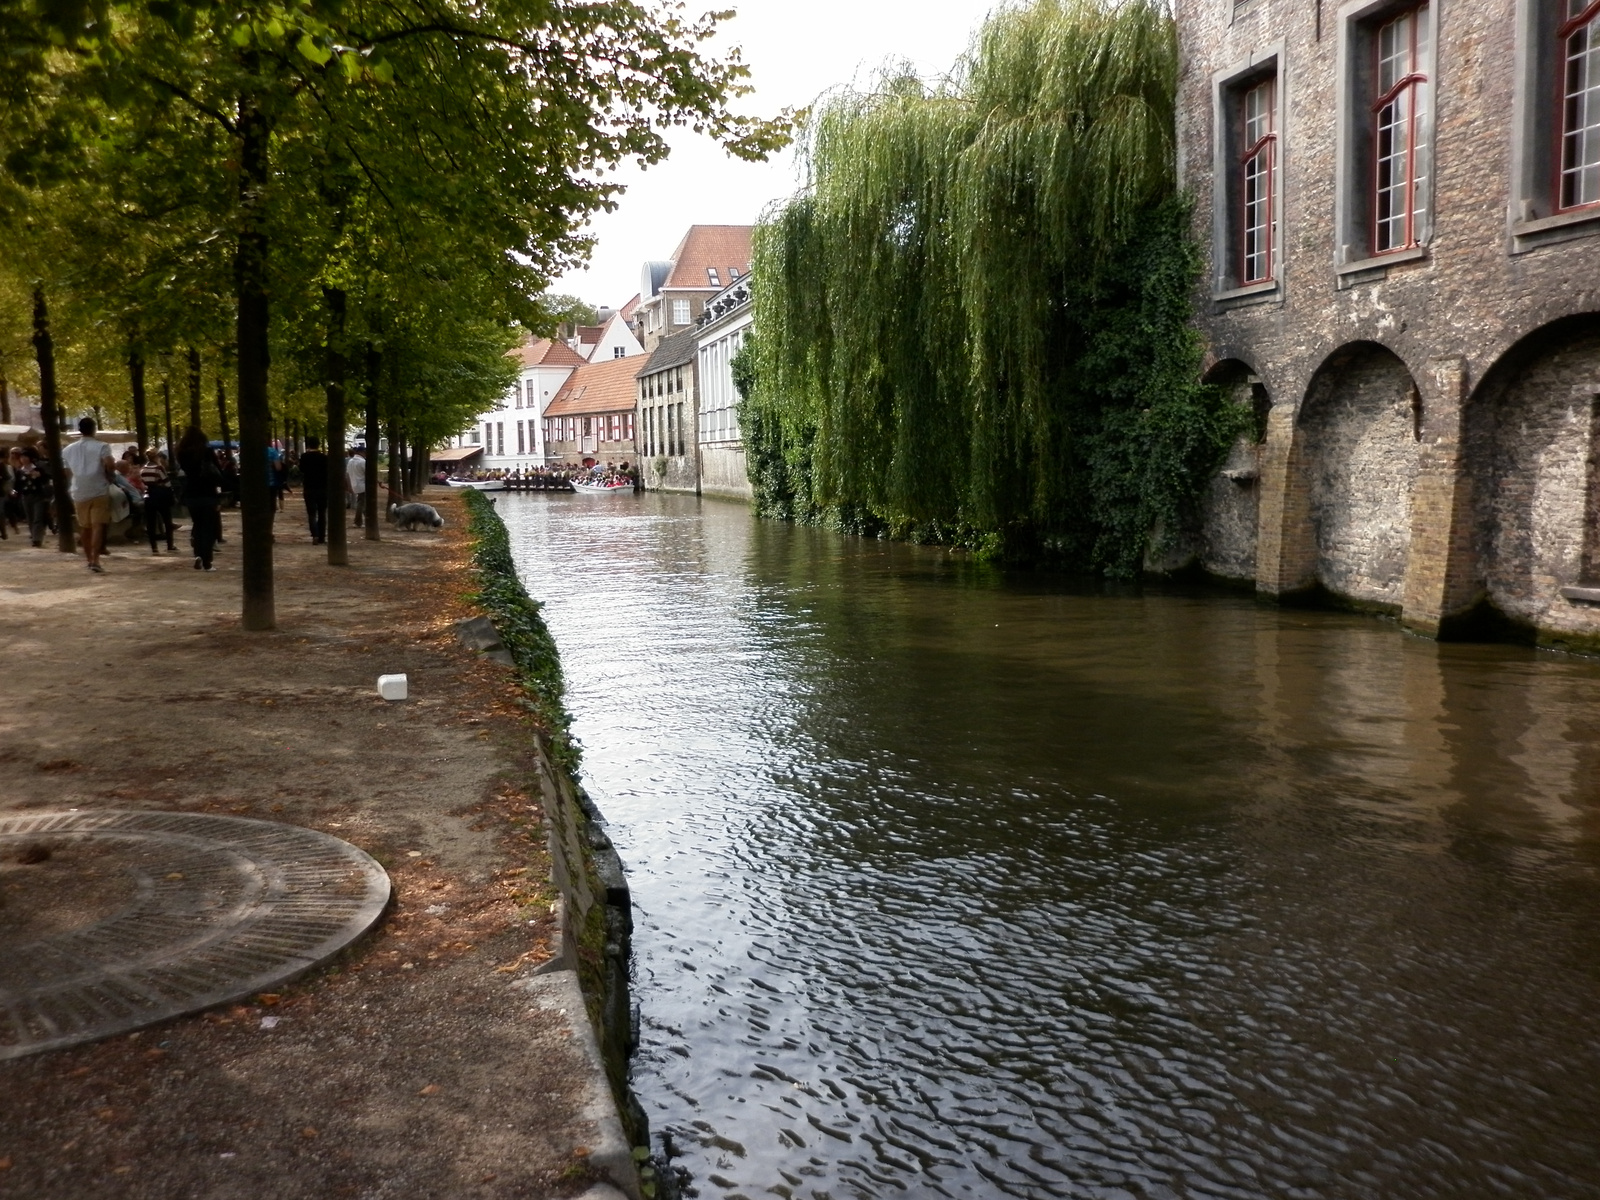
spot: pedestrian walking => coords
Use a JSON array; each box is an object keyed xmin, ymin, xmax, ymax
[
  {"xmin": 61, "ymin": 417, "xmax": 116, "ymax": 573},
  {"xmin": 346, "ymin": 446, "xmax": 367, "ymax": 528},
  {"xmin": 177, "ymin": 426, "xmax": 221, "ymax": 571},
  {"xmin": 140, "ymin": 448, "xmax": 178, "ymax": 554},
  {"xmin": 300, "ymin": 436, "xmax": 328, "ymax": 544},
  {"xmin": 11, "ymin": 446, "xmax": 52, "ymax": 547}
]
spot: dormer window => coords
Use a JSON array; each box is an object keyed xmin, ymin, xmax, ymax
[
  {"xmin": 707, "ymin": 268, "xmax": 721, "ymax": 286},
  {"xmin": 729, "ymin": 267, "xmax": 740, "ymax": 280}
]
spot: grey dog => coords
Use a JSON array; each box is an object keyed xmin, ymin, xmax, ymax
[{"xmin": 389, "ymin": 502, "xmax": 445, "ymax": 531}]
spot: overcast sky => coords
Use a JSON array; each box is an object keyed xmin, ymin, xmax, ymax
[{"xmin": 549, "ymin": 0, "xmax": 1000, "ymax": 308}]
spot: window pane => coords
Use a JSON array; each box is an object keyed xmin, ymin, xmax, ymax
[{"xmin": 1563, "ymin": 15, "xmax": 1600, "ymax": 209}]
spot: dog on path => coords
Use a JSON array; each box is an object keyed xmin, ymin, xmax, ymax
[{"xmin": 389, "ymin": 502, "xmax": 445, "ymax": 531}]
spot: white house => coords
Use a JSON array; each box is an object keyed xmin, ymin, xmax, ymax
[
  {"xmin": 693, "ymin": 274, "xmax": 753, "ymax": 502},
  {"xmin": 443, "ymin": 335, "xmax": 587, "ymax": 471}
]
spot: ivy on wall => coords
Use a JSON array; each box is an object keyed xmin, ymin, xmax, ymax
[{"xmin": 740, "ymin": 0, "xmax": 1244, "ymax": 575}]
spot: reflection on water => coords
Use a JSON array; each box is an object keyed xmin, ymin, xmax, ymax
[{"xmin": 500, "ymin": 491, "xmax": 1600, "ymax": 1200}]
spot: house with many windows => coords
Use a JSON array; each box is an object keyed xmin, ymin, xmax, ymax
[
  {"xmin": 542, "ymin": 354, "xmax": 641, "ymax": 466},
  {"xmin": 630, "ymin": 226, "xmax": 753, "ymax": 351},
  {"xmin": 443, "ymin": 323, "xmax": 645, "ymax": 472},
  {"xmin": 694, "ymin": 273, "xmax": 754, "ymax": 502},
  {"xmin": 1179, "ymin": 0, "xmax": 1600, "ymax": 649},
  {"xmin": 636, "ymin": 329, "xmax": 699, "ymax": 493}
]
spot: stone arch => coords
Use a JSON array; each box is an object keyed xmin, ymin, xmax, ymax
[
  {"xmin": 1292, "ymin": 341, "xmax": 1423, "ymax": 610},
  {"xmin": 1464, "ymin": 312, "xmax": 1600, "ymax": 642},
  {"xmin": 1198, "ymin": 358, "xmax": 1271, "ymax": 582}
]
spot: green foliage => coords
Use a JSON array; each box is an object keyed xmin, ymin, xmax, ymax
[
  {"xmin": 747, "ymin": 0, "xmax": 1244, "ymax": 576},
  {"xmin": 462, "ymin": 488, "xmax": 578, "ymax": 768}
]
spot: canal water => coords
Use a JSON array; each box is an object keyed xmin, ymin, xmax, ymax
[{"xmin": 499, "ymin": 491, "xmax": 1600, "ymax": 1200}]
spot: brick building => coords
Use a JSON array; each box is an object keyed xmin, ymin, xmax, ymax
[
  {"xmin": 542, "ymin": 354, "xmax": 640, "ymax": 466},
  {"xmin": 631, "ymin": 226, "xmax": 753, "ymax": 352},
  {"xmin": 635, "ymin": 329, "xmax": 699, "ymax": 494},
  {"xmin": 1178, "ymin": 0, "xmax": 1600, "ymax": 649}
]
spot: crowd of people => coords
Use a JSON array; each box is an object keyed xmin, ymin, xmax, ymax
[
  {"xmin": 1, "ymin": 421, "xmax": 382, "ymax": 572},
  {"xmin": 434, "ymin": 462, "xmax": 640, "ymax": 490}
]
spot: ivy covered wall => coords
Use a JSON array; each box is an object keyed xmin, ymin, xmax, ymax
[{"xmin": 741, "ymin": 0, "xmax": 1244, "ymax": 576}]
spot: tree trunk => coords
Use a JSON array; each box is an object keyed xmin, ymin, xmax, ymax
[
  {"xmin": 31, "ymin": 287, "xmax": 76, "ymax": 554},
  {"xmin": 235, "ymin": 90, "xmax": 275, "ymax": 630},
  {"xmin": 216, "ymin": 374, "xmax": 231, "ymax": 453},
  {"xmin": 162, "ymin": 377, "xmax": 174, "ymax": 461},
  {"xmin": 324, "ymin": 286, "xmax": 348, "ymax": 566},
  {"xmin": 129, "ymin": 347, "xmax": 148, "ymax": 451},
  {"xmin": 364, "ymin": 345, "xmax": 381, "ymax": 539},
  {"xmin": 186, "ymin": 346, "xmax": 202, "ymax": 430},
  {"xmin": 386, "ymin": 417, "xmax": 400, "ymax": 499},
  {"xmin": 1, "ymin": 374, "xmax": 12, "ymax": 424},
  {"xmin": 411, "ymin": 436, "xmax": 426, "ymax": 494}
]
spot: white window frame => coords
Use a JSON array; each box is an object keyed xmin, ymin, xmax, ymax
[{"xmin": 672, "ymin": 298, "xmax": 691, "ymax": 325}]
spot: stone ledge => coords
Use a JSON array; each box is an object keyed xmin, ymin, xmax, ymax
[{"xmin": 1559, "ymin": 585, "xmax": 1600, "ymax": 604}]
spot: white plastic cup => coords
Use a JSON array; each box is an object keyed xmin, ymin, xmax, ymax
[{"xmin": 377, "ymin": 674, "xmax": 409, "ymax": 701}]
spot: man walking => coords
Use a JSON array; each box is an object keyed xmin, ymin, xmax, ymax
[
  {"xmin": 61, "ymin": 417, "xmax": 116, "ymax": 573},
  {"xmin": 300, "ymin": 436, "xmax": 328, "ymax": 544},
  {"xmin": 346, "ymin": 445, "xmax": 367, "ymax": 528}
]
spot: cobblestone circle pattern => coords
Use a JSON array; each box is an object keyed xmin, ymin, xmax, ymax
[{"xmin": 0, "ymin": 810, "xmax": 390, "ymax": 1059}]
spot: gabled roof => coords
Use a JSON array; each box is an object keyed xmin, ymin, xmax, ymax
[
  {"xmin": 575, "ymin": 326, "xmax": 604, "ymax": 345},
  {"xmin": 513, "ymin": 334, "xmax": 588, "ymax": 369},
  {"xmin": 618, "ymin": 294, "xmax": 641, "ymax": 320},
  {"xmin": 641, "ymin": 328, "xmax": 698, "ymax": 375},
  {"xmin": 663, "ymin": 225, "xmax": 753, "ymax": 291},
  {"xmin": 544, "ymin": 355, "xmax": 643, "ymax": 417}
]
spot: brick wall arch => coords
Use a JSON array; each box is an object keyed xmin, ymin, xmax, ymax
[
  {"xmin": 1289, "ymin": 341, "xmax": 1423, "ymax": 611},
  {"xmin": 1199, "ymin": 358, "xmax": 1272, "ymax": 581},
  {"xmin": 1464, "ymin": 313, "xmax": 1600, "ymax": 643}
]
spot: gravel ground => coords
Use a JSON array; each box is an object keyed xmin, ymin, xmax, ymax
[{"xmin": 0, "ymin": 491, "xmax": 607, "ymax": 1199}]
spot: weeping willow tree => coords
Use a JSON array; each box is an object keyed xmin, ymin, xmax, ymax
[{"xmin": 745, "ymin": 0, "xmax": 1243, "ymax": 574}]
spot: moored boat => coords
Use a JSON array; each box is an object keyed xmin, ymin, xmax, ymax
[
  {"xmin": 571, "ymin": 480, "xmax": 634, "ymax": 495},
  {"xmin": 446, "ymin": 478, "xmax": 506, "ymax": 492}
]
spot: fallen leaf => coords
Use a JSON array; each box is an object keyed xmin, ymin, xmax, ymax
[
  {"xmin": 165, "ymin": 872, "xmax": 185, "ymax": 882},
  {"xmin": 67, "ymin": 1067, "xmax": 91, "ymax": 1079},
  {"xmin": 97, "ymin": 1108, "xmax": 116, "ymax": 1121},
  {"xmin": 572, "ymin": 1146, "xmax": 590, "ymax": 1158},
  {"xmin": 257, "ymin": 994, "xmax": 282, "ymax": 1006},
  {"xmin": 479, "ymin": 1173, "xmax": 497, "ymax": 1183},
  {"xmin": 301, "ymin": 1127, "xmax": 318, "ymax": 1139},
  {"xmin": 144, "ymin": 1049, "xmax": 167, "ymax": 1061},
  {"xmin": 0, "ymin": 1156, "xmax": 12, "ymax": 1170},
  {"xmin": 417, "ymin": 1084, "xmax": 440, "ymax": 1096},
  {"xmin": 112, "ymin": 1166, "xmax": 132, "ymax": 1175}
]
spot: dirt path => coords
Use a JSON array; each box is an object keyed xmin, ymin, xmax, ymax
[{"xmin": 0, "ymin": 491, "xmax": 610, "ymax": 1199}]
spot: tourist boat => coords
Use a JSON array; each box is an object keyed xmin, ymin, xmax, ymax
[
  {"xmin": 571, "ymin": 480, "xmax": 634, "ymax": 495},
  {"xmin": 446, "ymin": 478, "xmax": 505, "ymax": 492}
]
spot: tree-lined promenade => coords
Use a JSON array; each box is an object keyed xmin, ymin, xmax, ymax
[{"xmin": 1, "ymin": 0, "xmax": 788, "ymax": 627}]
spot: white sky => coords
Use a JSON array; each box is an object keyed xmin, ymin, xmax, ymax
[{"xmin": 549, "ymin": 0, "xmax": 1000, "ymax": 308}]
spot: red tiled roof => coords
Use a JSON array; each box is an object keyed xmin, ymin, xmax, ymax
[
  {"xmin": 576, "ymin": 326, "xmax": 603, "ymax": 345},
  {"xmin": 618, "ymin": 294, "xmax": 641, "ymax": 320},
  {"xmin": 513, "ymin": 335, "xmax": 588, "ymax": 369},
  {"xmin": 664, "ymin": 226, "xmax": 752, "ymax": 290},
  {"xmin": 543, "ymin": 355, "xmax": 643, "ymax": 417}
]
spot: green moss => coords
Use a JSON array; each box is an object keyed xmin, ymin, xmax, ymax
[{"xmin": 461, "ymin": 488, "xmax": 580, "ymax": 771}]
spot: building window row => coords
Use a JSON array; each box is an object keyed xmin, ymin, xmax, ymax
[{"xmin": 1213, "ymin": 0, "xmax": 1600, "ymax": 298}]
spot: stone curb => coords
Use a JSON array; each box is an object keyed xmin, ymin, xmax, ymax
[{"xmin": 513, "ymin": 970, "xmax": 640, "ymax": 1200}]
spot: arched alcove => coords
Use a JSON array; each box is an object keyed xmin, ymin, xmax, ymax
[
  {"xmin": 1199, "ymin": 358, "xmax": 1270, "ymax": 582},
  {"xmin": 1294, "ymin": 342, "xmax": 1422, "ymax": 609},
  {"xmin": 1464, "ymin": 313, "xmax": 1600, "ymax": 638}
]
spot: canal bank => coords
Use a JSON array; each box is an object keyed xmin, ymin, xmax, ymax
[
  {"xmin": 502, "ymin": 488, "xmax": 1600, "ymax": 1200},
  {"xmin": 0, "ymin": 491, "xmax": 639, "ymax": 1199}
]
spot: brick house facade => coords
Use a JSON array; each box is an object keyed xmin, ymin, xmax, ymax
[{"xmin": 1179, "ymin": 0, "xmax": 1600, "ymax": 649}]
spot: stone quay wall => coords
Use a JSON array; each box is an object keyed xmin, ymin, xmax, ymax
[{"xmin": 1177, "ymin": 0, "xmax": 1600, "ymax": 648}]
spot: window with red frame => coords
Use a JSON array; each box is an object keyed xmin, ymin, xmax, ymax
[
  {"xmin": 1373, "ymin": 5, "xmax": 1430, "ymax": 253},
  {"xmin": 1562, "ymin": 0, "xmax": 1600, "ymax": 210},
  {"xmin": 1240, "ymin": 77, "xmax": 1277, "ymax": 284}
]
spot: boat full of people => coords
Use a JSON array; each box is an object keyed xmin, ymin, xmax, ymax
[{"xmin": 572, "ymin": 479, "xmax": 634, "ymax": 494}]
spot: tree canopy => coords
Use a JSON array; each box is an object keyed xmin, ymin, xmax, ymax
[
  {"xmin": 1, "ymin": 0, "xmax": 789, "ymax": 624},
  {"xmin": 744, "ymin": 0, "xmax": 1241, "ymax": 576}
]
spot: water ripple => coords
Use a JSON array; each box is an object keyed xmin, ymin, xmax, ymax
[{"xmin": 502, "ymin": 493, "xmax": 1600, "ymax": 1200}]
